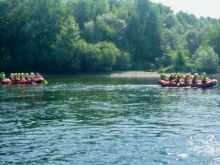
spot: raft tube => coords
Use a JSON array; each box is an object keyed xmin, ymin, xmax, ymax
[
  {"xmin": 158, "ymin": 79, "xmax": 217, "ymax": 88},
  {"xmin": 0, "ymin": 78, "xmax": 11, "ymax": 84},
  {"xmin": 0, "ymin": 78, "xmax": 44, "ymax": 84}
]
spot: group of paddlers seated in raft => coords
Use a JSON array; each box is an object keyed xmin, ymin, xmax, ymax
[
  {"xmin": 1, "ymin": 72, "xmax": 43, "ymax": 82},
  {"xmin": 160, "ymin": 71, "xmax": 209, "ymax": 84}
]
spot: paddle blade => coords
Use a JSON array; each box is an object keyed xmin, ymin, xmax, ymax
[{"xmin": 44, "ymin": 79, "xmax": 48, "ymax": 84}]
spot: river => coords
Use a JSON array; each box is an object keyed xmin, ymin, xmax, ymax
[{"xmin": 0, "ymin": 77, "xmax": 220, "ymax": 165}]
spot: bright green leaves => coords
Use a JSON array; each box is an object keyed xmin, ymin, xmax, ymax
[
  {"xmin": 203, "ymin": 23, "xmax": 220, "ymax": 65},
  {"xmin": 1, "ymin": 0, "xmax": 220, "ymax": 74},
  {"xmin": 192, "ymin": 47, "xmax": 219, "ymax": 73},
  {"xmin": 83, "ymin": 42, "xmax": 130, "ymax": 72}
]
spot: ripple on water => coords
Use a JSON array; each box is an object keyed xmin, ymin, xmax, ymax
[{"xmin": 0, "ymin": 78, "xmax": 220, "ymax": 164}]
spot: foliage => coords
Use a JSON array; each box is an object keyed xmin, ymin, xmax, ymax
[
  {"xmin": 83, "ymin": 41, "xmax": 130, "ymax": 72},
  {"xmin": 203, "ymin": 23, "xmax": 220, "ymax": 65},
  {"xmin": 83, "ymin": 13, "xmax": 127, "ymax": 49},
  {"xmin": 185, "ymin": 30, "xmax": 201, "ymax": 56},
  {"xmin": 192, "ymin": 46, "xmax": 219, "ymax": 73},
  {"xmin": 161, "ymin": 50, "xmax": 196, "ymax": 72},
  {"xmin": 0, "ymin": 0, "xmax": 220, "ymax": 74}
]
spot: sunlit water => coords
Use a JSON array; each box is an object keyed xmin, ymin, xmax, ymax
[{"xmin": 0, "ymin": 77, "xmax": 220, "ymax": 165}]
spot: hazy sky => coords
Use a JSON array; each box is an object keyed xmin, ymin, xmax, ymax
[{"xmin": 151, "ymin": 0, "xmax": 220, "ymax": 19}]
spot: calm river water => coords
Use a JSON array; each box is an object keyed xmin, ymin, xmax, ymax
[{"xmin": 0, "ymin": 77, "xmax": 220, "ymax": 165}]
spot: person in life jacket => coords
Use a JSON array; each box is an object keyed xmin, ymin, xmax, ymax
[
  {"xmin": 13, "ymin": 73, "xmax": 17, "ymax": 81},
  {"xmin": 17, "ymin": 73, "xmax": 21, "ymax": 80},
  {"xmin": 172, "ymin": 73, "xmax": 176, "ymax": 82},
  {"xmin": 175, "ymin": 73, "xmax": 181, "ymax": 83},
  {"xmin": 201, "ymin": 72, "xmax": 208, "ymax": 83},
  {"xmin": 169, "ymin": 73, "xmax": 174, "ymax": 82},
  {"xmin": 0, "ymin": 72, "xmax": 5, "ymax": 79},
  {"xmin": 25, "ymin": 73, "xmax": 30, "ymax": 80},
  {"xmin": 160, "ymin": 70, "xmax": 166, "ymax": 80},
  {"xmin": 184, "ymin": 74, "xmax": 189, "ymax": 83},
  {"xmin": 9, "ymin": 73, "xmax": 14, "ymax": 81},
  {"xmin": 187, "ymin": 73, "xmax": 191, "ymax": 81},
  {"xmin": 21, "ymin": 73, "xmax": 25, "ymax": 80},
  {"xmin": 35, "ymin": 73, "xmax": 42, "ymax": 79},
  {"xmin": 180, "ymin": 73, "xmax": 184, "ymax": 81},
  {"xmin": 192, "ymin": 73, "xmax": 199, "ymax": 83},
  {"xmin": 29, "ymin": 72, "xmax": 35, "ymax": 81}
]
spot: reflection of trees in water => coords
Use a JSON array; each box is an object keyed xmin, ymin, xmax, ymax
[{"xmin": 1, "ymin": 84, "xmax": 44, "ymax": 102}]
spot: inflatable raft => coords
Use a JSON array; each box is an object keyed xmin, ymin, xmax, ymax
[
  {"xmin": 158, "ymin": 79, "xmax": 217, "ymax": 88},
  {"xmin": 0, "ymin": 78, "xmax": 44, "ymax": 84}
]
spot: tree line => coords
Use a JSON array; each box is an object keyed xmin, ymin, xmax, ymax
[{"xmin": 0, "ymin": 0, "xmax": 220, "ymax": 74}]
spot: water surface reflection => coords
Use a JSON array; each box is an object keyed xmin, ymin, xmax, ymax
[{"xmin": 0, "ymin": 77, "xmax": 220, "ymax": 164}]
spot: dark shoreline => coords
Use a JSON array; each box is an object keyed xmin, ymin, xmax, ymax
[{"xmin": 42, "ymin": 71, "xmax": 220, "ymax": 78}]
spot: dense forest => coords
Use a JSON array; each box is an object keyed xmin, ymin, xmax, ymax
[{"xmin": 0, "ymin": 0, "xmax": 220, "ymax": 74}]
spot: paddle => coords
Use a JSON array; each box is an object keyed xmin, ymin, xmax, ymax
[
  {"xmin": 188, "ymin": 82, "xmax": 191, "ymax": 88},
  {"xmin": 5, "ymin": 78, "xmax": 12, "ymax": 85},
  {"xmin": 44, "ymin": 79, "xmax": 48, "ymax": 84},
  {"xmin": 31, "ymin": 79, "xmax": 36, "ymax": 84},
  {"xmin": 38, "ymin": 73, "xmax": 48, "ymax": 84},
  {"xmin": 177, "ymin": 79, "xmax": 182, "ymax": 86},
  {"xmin": 176, "ymin": 74, "xmax": 181, "ymax": 86},
  {"xmin": 177, "ymin": 80, "xmax": 182, "ymax": 86}
]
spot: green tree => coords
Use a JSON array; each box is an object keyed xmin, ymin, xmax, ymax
[
  {"xmin": 203, "ymin": 23, "xmax": 220, "ymax": 65},
  {"xmin": 1, "ymin": 0, "xmax": 220, "ymax": 74},
  {"xmin": 161, "ymin": 50, "xmax": 195, "ymax": 72},
  {"xmin": 84, "ymin": 42, "xmax": 117, "ymax": 72},
  {"xmin": 51, "ymin": 15, "xmax": 81, "ymax": 73},
  {"xmin": 192, "ymin": 46, "xmax": 219, "ymax": 73},
  {"xmin": 83, "ymin": 13, "xmax": 127, "ymax": 50},
  {"xmin": 164, "ymin": 13, "xmax": 179, "ymax": 29},
  {"xmin": 68, "ymin": 0, "xmax": 93, "ymax": 29},
  {"xmin": 0, "ymin": 0, "xmax": 38, "ymax": 72},
  {"xmin": 83, "ymin": 41, "xmax": 130, "ymax": 72},
  {"xmin": 126, "ymin": 0, "xmax": 163, "ymax": 69},
  {"xmin": 160, "ymin": 28, "xmax": 185, "ymax": 53},
  {"xmin": 185, "ymin": 30, "xmax": 201, "ymax": 56},
  {"xmin": 69, "ymin": 0, "xmax": 109, "ymax": 29}
]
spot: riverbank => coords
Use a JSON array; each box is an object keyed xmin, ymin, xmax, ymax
[
  {"xmin": 95, "ymin": 71, "xmax": 160, "ymax": 78},
  {"xmin": 44, "ymin": 71, "xmax": 220, "ymax": 78},
  {"xmin": 73, "ymin": 71, "xmax": 220, "ymax": 78}
]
